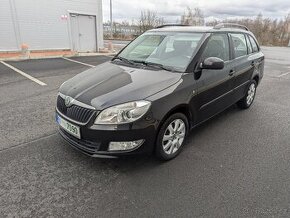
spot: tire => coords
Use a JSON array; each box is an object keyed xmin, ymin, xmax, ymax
[
  {"xmin": 155, "ymin": 113, "xmax": 189, "ymax": 161},
  {"xmin": 237, "ymin": 80, "xmax": 257, "ymax": 109}
]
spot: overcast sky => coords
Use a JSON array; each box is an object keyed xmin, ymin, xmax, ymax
[{"xmin": 102, "ymin": 0, "xmax": 290, "ymax": 23}]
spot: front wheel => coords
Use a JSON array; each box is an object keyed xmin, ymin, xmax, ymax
[
  {"xmin": 155, "ymin": 113, "xmax": 188, "ymax": 161},
  {"xmin": 237, "ymin": 80, "xmax": 257, "ymax": 109}
]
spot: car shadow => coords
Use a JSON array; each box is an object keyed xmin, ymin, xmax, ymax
[{"xmin": 185, "ymin": 104, "xmax": 241, "ymax": 143}]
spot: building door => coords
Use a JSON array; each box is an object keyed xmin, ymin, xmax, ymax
[{"xmin": 70, "ymin": 14, "xmax": 97, "ymax": 52}]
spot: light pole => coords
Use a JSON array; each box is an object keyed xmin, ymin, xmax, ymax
[{"xmin": 110, "ymin": 0, "xmax": 113, "ymax": 38}]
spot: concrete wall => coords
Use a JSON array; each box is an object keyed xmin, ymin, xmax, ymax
[{"xmin": 0, "ymin": 0, "xmax": 103, "ymax": 52}]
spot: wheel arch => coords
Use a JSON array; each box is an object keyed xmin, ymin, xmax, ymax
[
  {"xmin": 155, "ymin": 104, "xmax": 193, "ymax": 142},
  {"xmin": 253, "ymin": 74, "xmax": 260, "ymax": 85},
  {"xmin": 161, "ymin": 104, "xmax": 192, "ymax": 125},
  {"xmin": 153, "ymin": 103, "xmax": 193, "ymax": 153}
]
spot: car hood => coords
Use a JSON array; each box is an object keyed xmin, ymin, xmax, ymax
[{"xmin": 59, "ymin": 62, "xmax": 182, "ymax": 110}]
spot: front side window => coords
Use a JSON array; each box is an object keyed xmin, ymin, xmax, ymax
[
  {"xmin": 230, "ymin": 33, "xmax": 248, "ymax": 58},
  {"xmin": 117, "ymin": 32, "xmax": 204, "ymax": 71},
  {"xmin": 201, "ymin": 33, "xmax": 230, "ymax": 61}
]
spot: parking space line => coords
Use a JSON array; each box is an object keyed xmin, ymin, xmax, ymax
[
  {"xmin": 0, "ymin": 61, "xmax": 47, "ymax": 86},
  {"xmin": 62, "ymin": 57, "xmax": 95, "ymax": 67},
  {"xmin": 277, "ymin": 72, "xmax": 290, "ymax": 78}
]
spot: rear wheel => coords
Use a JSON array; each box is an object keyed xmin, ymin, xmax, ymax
[
  {"xmin": 237, "ymin": 80, "xmax": 257, "ymax": 109},
  {"xmin": 155, "ymin": 113, "xmax": 188, "ymax": 161}
]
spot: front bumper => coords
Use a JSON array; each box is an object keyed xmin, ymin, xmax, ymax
[{"xmin": 57, "ymin": 112, "xmax": 157, "ymax": 157}]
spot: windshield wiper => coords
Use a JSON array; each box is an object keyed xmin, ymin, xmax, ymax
[
  {"xmin": 131, "ymin": 60, "xmax": 176, "ymax": 72},
  {"xmin": 112, "ymin": 56, "xmax": 135, "ymax": 65}
]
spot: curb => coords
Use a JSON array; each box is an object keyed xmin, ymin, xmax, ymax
[{"xmin": 0, "ymin": 52, "xmax": 117, "ymax": 62}]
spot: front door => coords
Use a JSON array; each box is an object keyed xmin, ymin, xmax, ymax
[
  {"xmin": 194, "ymin": 33, "xmax": 235, "ymax": 123},
  {"xmin": 70, "ymin": 14, "xmax": 97, "ymax": 52}
]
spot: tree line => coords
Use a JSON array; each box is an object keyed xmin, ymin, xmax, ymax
[
  {"xmin": 207, "ymin": 13, "xmax": 290, "ymax": 46},
  {"xmin": 104, "ymin": 8, "xmax": 290, "ymax": 46}
]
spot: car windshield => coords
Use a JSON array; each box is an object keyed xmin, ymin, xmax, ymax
[{"xmin": 116, "ymin": 32, "xmax": 204, "ymax": 72}]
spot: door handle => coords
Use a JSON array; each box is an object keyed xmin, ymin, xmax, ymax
[{"xmin": 229, "ymin": 70, "xmax": 235, "ymax": 76}]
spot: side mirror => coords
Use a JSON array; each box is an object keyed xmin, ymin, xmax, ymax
[{"xmin": 200, "ymin": 57, "xmax": 224, "ymax": 70}]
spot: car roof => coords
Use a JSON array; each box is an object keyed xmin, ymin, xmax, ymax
[{"xmin": 148, "ymin": 26, "xmax": 252, "ymax": 35}]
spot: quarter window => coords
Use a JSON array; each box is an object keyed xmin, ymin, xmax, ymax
[
  {"xmin": 245, "ymin": 35, "xmax": 253, "ymax": 54},
  {"xmin": 202, "ymin": 34, "xmax": 230, "ymax": 61},
  {"xmin": 249, "ymin": 35, "xmax": 259, "ymax": 52},
  {"xmin": 230, "ymin": 33, "xmax": 247, "ymax": 58}
]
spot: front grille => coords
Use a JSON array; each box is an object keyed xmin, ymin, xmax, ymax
[{"xmin": 57, "ymin": 95, "xmax": 95, "ymax": 124}]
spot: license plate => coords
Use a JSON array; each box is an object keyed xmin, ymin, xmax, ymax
[{"xmin": 56, "ymin": 114, "xmax": 81, "ymax": 139}]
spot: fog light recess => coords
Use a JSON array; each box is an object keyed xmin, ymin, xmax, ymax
[{"xmin": 108, "ymin": 140, "xmax": 144, "ymax": 151}]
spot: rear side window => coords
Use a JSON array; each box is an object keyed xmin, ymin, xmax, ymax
[
  {"xmin": 230, "ymin": 33, "xmax": 247, "ymax": 58},
  {"xmin": 249, "ymin": 35, "xmax": 259, "ymax": 52},
  {"xmin": 201, "ymin": 34, "xmax": 230, "ymax": 61}
]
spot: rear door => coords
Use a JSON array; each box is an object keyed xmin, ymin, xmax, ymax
[
  {"xmin": 195, "ymin": 33, "xmax": 236, "ymax": 123},
  {"xmin": 230, "ymin": 33, "xmax": 255, "ymax": 102}
]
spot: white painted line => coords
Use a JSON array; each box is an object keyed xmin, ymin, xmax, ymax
[
  {"xmin": 277, "ymin": 72, "xmax": 290, "ymax": 78},
  {"xmin": 62, "ymin": 57, "xmax": 95, "ymax": 68},
  {"xmin": 0, "ymin": 61, "xmax": 47, "ymax": 86}
]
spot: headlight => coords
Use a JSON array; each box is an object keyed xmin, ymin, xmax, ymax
[{"xmin": 95, "ymin": 100, "xmax": 151, "ymax": 124}]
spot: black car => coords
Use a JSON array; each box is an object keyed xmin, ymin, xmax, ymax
[{"xmin": 56, "ymin": 23, "xmax": 264, "ymax": 160}]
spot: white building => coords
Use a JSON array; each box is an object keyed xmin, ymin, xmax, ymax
[{"xmin": 0, "ymin": 0, "xmax": 104, "ymax": 53}]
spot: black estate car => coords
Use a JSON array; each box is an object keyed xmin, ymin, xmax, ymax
[{"xmin": 56, "ymin": 23, "xmax": 264, "ymax": 160}]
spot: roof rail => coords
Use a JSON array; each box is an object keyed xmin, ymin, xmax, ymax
[
  {"xmin": 214, "ymin": 23, "xmax": 249, "ymax": 31},
  {"xmin": 156, "ymin": 24, "xmax": 189, "ymax": 29}
]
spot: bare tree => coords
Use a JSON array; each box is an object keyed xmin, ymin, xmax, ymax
[
  {"xmin": 280, "ymin": 14, "xmax": 290, "ymax": 46},
  {"xmin": 181, "ymin": 7, "xmax": 205, "ymax": 26},
  {"xmin": 205, "ymin": 19, "xmax": 219, "ymax": 27},
  {"xmin": 138, "ymin": 10, "xmax": 165, "ymax": 33}
]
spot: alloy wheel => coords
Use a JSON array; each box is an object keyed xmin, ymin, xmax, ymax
[
  {"xmin": 246, "ymin": 83, "xmax": 256, "ymax": 105},
  {"xmin": 162, "ymin": 119, "xmax": 186, "ymax": 155}
]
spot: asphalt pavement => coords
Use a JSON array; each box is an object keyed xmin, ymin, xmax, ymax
[{"xmin": 1, "ymin": 47, "xmax": 290, "ymax": 217}]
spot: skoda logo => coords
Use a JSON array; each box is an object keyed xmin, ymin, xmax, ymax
[{"xmin": 64, "ymin": 96, "xmax": 73, "ymax": 107}]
